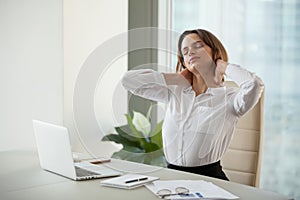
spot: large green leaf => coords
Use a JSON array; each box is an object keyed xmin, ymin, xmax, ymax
[
  {"xmin": 115, "ymin": 125, "xmax": 140, "ymax": 142},
  {"xmin": 125, "ymin": 113, "xmax": 150, "ymax": 149},
  {"xmin": 112, "ymin": 149, "xmax": 147, "ymax": 163},
  {"xmin": 140, "ymin": 140, "xmax": 160, "ymax": 153},
  {"xmin": 101, "ymin": 134, "xmax": 140, "ymax": 148},
  {"xmin": 111, "ymin": 148, "xmax": 166, "ymax": 167},
  {"xmin": 132, "ymin": 111, "xmax": 151, "ymax": 136},
  {"xmin": 149, "ymin": 149, "xmax": 167, "ymax": 167},
  {"xmin": 101, "ymin": 111, "xmax": 166, "ymax": 167},
  {"xmin": 101, "ymin": 134, "xmax": 123, "ymax": 144},
  {"xmin": 125, "ymin": 114, "xmax": 143, "ymax": 138},
  {"xmin": 122, "ymin": 145, "xmax": 144, "ymax": 153},
  {"xmin": 149, "ymin": 120, "xmax": 163, "ymax": 148}
]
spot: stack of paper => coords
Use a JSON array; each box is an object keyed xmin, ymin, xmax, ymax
[
  {"xmin": 100, "ymin": 174, "xmax": 159, "ymax": 189},
  {"xmin": 145, "ymin": 180, "xmax": 239, "ymax": 199}
]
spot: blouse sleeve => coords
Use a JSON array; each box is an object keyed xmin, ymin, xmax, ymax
[
  {"xmin": 226, "ymin": 64, "xmax": 265, "ymax": 117},
  {"xmin": 121, "ymin": 69, "xmax": 169, "ymax": 103}
]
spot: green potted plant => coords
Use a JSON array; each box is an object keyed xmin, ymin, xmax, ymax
[{"xmin": 101, "ymin": 107, "xmax": 166, "ymax": 167}]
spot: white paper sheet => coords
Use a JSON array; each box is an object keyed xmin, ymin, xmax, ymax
[{"xmin": 145, "ymin": 180, "xmax": 239, "ymax": 199}]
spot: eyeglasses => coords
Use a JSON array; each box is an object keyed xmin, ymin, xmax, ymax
[{"xmin": 157, "ymin": 187, "xmax": 189, "ymax": 199}]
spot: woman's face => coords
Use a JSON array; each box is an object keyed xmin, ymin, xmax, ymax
[{"xmin": 181, "ymin": 33, "xmax": 213, "ymax": 69}]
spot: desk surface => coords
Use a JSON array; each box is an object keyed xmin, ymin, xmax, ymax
[{"xmin": 0, "ymin": 149, "xmax": 290, "ymax": 200}]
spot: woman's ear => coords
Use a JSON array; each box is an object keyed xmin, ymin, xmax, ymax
[{"xmin": 214, "ymin": 57, "xmax": 221, "ymax": 65}]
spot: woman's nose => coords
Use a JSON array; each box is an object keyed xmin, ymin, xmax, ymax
[{"xmin": 188, "ymin": 48, "xmax": 195, "ymax": 56}]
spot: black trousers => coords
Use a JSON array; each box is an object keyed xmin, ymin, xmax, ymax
[{"xmin": 167, "ymin": 161, "xmax": 229, "ymax": 181}]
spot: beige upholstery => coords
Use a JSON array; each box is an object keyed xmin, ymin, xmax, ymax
[{"xmin": 221, "ymin": 81, "xmax": 264, "ymax": 187}]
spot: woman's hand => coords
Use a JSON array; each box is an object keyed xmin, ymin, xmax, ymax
[
  {"xmin": 179, "ymin": 68, "xmax": 193, "ymax": 85},
  {"xmin": 210, "ymin": 59, "xmax": 228, "ymax": 86},
  {"xmin": 163, "ymin": 69, "xmax": 192, "ymax": 86},
  {"xmin": 216, "ymin": 59, "xmax": 228, "ymax": 77}
]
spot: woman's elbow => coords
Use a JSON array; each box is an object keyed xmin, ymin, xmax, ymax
[
  {"xmin": 121, "ymin": 71, "xmax": 133, "ymax": 90},
  {"xmin": 254, "ymin": 76, "xmax": 265, "ymax": 96}
]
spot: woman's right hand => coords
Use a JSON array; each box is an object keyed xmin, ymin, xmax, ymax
[
  {"xmin": 163, "ymin": 69, "xmax": 192, "ymax": 86},
  {"xmin": 179, "ymin": 68, "xmax": 193, "ymax": 85}
]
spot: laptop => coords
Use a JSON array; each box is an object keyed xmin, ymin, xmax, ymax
[{"xmin": 32, "ymin": 120, "xmax": 122, "ymax": 181}]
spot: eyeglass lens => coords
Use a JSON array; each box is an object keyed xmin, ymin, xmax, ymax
[{"xmin": 157, "ymin": 187, "xmax": 189, "ymax": 198}]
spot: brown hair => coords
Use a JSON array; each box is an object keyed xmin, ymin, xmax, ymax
[{"xmin": 176, "ymin": 29, "xmax": 228, "ymax": 72}]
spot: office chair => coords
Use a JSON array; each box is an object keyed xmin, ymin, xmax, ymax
[{"xmin": 221, "ymin": 81, "xmax": 264, "ymax": 187}]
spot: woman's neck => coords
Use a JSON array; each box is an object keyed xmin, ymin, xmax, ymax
[{"xmin": 192, "ymin": 75, "xmax": 208, "ymax": 96}]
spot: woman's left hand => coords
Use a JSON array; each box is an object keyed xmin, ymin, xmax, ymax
[{"xmin": 216, "ymin": 59, "xmax": 228, "ymax": 76}]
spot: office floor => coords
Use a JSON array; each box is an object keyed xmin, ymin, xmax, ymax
[{"xmin": 261, "ymin": 133, "xmax": 300, "ymax": 200}]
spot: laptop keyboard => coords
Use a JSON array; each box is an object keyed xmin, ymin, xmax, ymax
[{"xmin": 75, "ymin": 166, "xmax": 100, "ymax": 177}]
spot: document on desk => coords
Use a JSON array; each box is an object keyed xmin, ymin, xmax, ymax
[
  {"xmin": 100, "ymin": 174, "xmax": 159, "ymax": 189},
  {"xmin": 145, "ymin": 180, "xmax": 239, "ymax": 199}
]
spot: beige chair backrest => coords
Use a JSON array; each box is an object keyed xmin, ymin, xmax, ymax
[{"xmin": 221, "ymin": 81, "xmax": 264, "ymax": 187}]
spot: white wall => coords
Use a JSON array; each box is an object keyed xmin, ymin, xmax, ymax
[
  {"xmin": 63, "ymin": 0, "xmax": 128, "ymax": 157},
  {"xmin": 0, "ymin": 0, "xmax": 63, "ymax": 150},
  {"xmin": 0, "ymin": 0, "xmax": 127, "ymax": 153}
]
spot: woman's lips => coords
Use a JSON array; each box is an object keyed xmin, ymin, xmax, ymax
[{"xmin": 189, "ymin": 56, "xmax": 200, "ymax": 64}]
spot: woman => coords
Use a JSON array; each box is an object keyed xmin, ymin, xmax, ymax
[{"xmin": 121, "ymin": 29, "xmax": 264, "ymax": 181}]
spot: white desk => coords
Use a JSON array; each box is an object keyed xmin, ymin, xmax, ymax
[{"xmin": 0, "ymin": 149, "xmax": 290, "ymax": 200}]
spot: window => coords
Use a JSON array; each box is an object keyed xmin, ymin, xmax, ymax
[{"xmin": 163, "ymin": 0, "xmax": 300, "ymax": 199}]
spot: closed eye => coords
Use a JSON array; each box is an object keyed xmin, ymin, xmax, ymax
[
  {"xmin": 182, "ymin": 48, "xmax": 188, "ymax": 55},
  {"xmin": 181, "ymin": 41, "xmax": 204, "ymax": 55},
  {"xmin": 194, "ymin": 42, "xmax": 204, "ymax": 49}
]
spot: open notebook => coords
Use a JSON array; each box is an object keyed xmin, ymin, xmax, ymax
[{"xmin": 101, "ymin": 174, "xmax": 159, "ymax": 189}]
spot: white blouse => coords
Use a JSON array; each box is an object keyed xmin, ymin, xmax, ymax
[{"xmin": 121, "ymin": 64, "xmax": 264, "ymax": 166}]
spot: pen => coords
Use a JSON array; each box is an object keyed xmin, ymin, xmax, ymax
[
  {"xmin": 125, "ymin": 177, "xmax": 148, "ymax": 184},
  {"xmin": 89, "ymin": 159, "xmax": 111, "ymax": 164}
]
